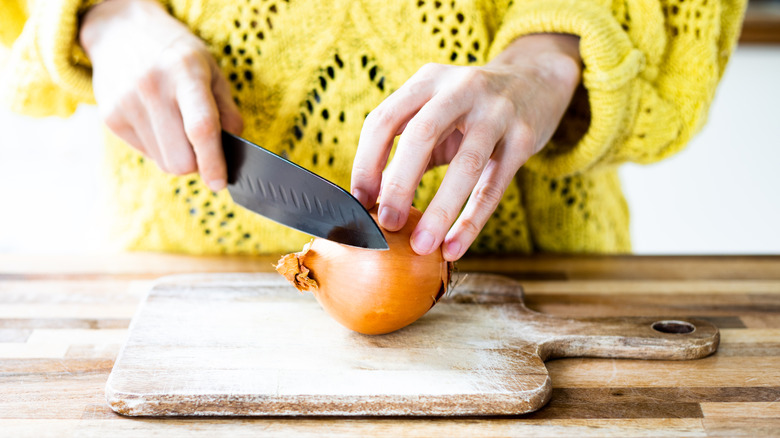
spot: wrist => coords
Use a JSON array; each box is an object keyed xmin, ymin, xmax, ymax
[
  {"xmin": 79, "ymin": 0, "xmax": 162, "ymax": 57},
  {"xmin": 489, "ymin": 33, "xmax": 582, "ymax": 91}
]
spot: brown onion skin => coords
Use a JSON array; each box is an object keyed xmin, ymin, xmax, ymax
[{"xmin": 296, "ymin": 207, "xmax": 450, "ymax": 335}]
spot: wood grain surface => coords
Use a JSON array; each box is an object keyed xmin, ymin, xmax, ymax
[
  {"xmin": 1, "ymin": 254, "xmax": 779, "ymax": 436},
  {"xmin": 105, "ymin": 273, "xmax": 717, "ymax": 416}
]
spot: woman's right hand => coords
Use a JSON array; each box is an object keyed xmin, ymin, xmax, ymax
[{"xmin": 79, "ymin": 0, "xmax": 243, "ymax": 192}]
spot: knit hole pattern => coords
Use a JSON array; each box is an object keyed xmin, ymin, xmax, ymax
[
  {"xmin": 613, "ymin": 0, "xmax": 632, "ymax": 32},
  {"xmin": 172, "ymin": 0, "xmax": 293, "ymax": 254},
  {"xmin": 281, "ymin": 53, "xmax": 387, "ymax": 170},
  {"xmin": 417, "ymin": 0, "xmax": 481, "ymax": 64},
  {"xmin": 222, "ymin": 1, "xmax": 286, "ymax": 103},
  {"xmin": 172, "ymin": 178, "xmax": 260, "ymax": 253},
  {"xmin": 546, "ymin": 174, "xmax": 594, "ymax": 222},
  {"xmin": 662, "ymin": 0, "xmax": 709, "ymax": 39},
  {"xmin": 471, "ymin": 187, "xmax": 527, "ymax": 253}
]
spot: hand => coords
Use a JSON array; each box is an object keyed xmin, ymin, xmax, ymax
[
  {"xmin": 79, "ymin": 0, "xmax": 243, "ymax": 191},
  {"xmin": 351, "ymin": 34, "xmax": 581, "ymax": 261}
]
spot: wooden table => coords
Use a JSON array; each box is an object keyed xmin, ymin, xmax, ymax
[
  {"xmin": 741, "ymin": 0, "xmax": 780, "ymax": 44},
  {"xmin": 1, "ymin": 253, "xmax": 779, "ymax": 437}
]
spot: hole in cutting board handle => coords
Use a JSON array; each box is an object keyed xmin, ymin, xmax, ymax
[{"xmin": 651, "ymin": 320, "xmax": 696, "ymax": 334}]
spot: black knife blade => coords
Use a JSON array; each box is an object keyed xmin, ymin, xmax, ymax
[{"xmin": 222, "ymin": 131, "xmax": 388, "ymax": 250}]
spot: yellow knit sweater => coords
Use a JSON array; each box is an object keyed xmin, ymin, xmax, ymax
[{"xmin": 1, "ymin": 0, "xmax": 746, "ymax": 255}]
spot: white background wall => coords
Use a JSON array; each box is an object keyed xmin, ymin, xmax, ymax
[
  {"xmin": 1, "ymin": 45, "xmax": 779, "ymax": 254},
  {"xmin": 619, "ymin": 45, "xmax": 780, "ymax": 254}
]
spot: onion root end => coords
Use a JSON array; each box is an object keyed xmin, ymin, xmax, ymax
[{"xmin": 275, "ymin": 241, "xmax": 318, "ymax": 292}]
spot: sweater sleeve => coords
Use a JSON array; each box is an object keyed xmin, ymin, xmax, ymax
[
  {"xmin": 0, "ymin": 0, "xmax": 105, "ymax": 117},
  {"xmin": 488, "ymin": 0, "xmax": 747, "ymax": 177}
]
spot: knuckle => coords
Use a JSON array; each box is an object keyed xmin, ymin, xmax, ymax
[
  {"xmin": 381, "ymin": 179, "xmax": 415, "ymax": 200},
  {"xmin": 186, "ymin": 116, "xmax": 221, "ymax": 144},
  {"xmin": 425, "ymin": 205, "xmax": 453, "ymax": 227},
  {"xmin": 406, "ymin": 78, "xmax": 429, "ymax": 99},
  {"xmin": 197, "ymin": 155, "xmax": 223, "ymax": 176},
  {"xmin": 406, "ymin": 118, "xmax": 439, "ymax": 144},
  {"xmin": 419, "ymin": 62, "xmax": 443, "ymax": 76},
  {"xmin": 178, "ymin": 53, "xmax": 211, "ymax": 82},
  {"xmin": 473, "ymin": 184, "xmax": 505, "ymax": 209},
  {"xmin": 351, "ymin": 165, "xmax": 376, "ymax": 184},
  {"xmin": 482, "ymin": 97, "xmax": 515, "ymax": 128},
  {"xmin": 408, "ymin": 63, "xmax": 443, "ymax": 91},
  {"xmin": 497, "ymin": 97, "xmax": 519, "ymax": 121},
  {"xmin": 136, "ymin": 69, "xmax": 163, "ymax": 100},
  {"xmin": 518, "ymin": 122, "xmax": 537, "ymax": 144},
  {"xmin": 460, "ymin": 68, "xmax": 485, "ymax": 88},
  {"xmin": 458, "ymin": 216, "xmax": 482, "ymax": 238},
  {"xmin": 365, "ymin": 106, "xmax": 395, "ymax": 127},
  {"xmin": 437, "ymin": 92, "xmax": 460, "ymax": 111},
  {"xmin": 161, "ymin": 38, "xmax": 208, "ymax": 68},
  {"xmin": 492, "ymin": 95, "xmax": 513, "ymax": 115},
  {"xmin": 508, "ymin": 125, "xmax": 538, "ymax": 161},
  {"xmin": 454, "ymin": 149, "xmax": 487, "ymax": 179},
  {"xmin": 175, "ymin": 49, "xmax": 202, "ymax": 69},
  {"xmin": 451, "ymin": 70, "xmax": 486, "ymax": 97},
  {"xmin": 102, "ymin": 110, "xmax": 127, "ymax": 132},
  {"xmin": 101, "ymin": 91, "xmax": 143, "ymax": 129}
]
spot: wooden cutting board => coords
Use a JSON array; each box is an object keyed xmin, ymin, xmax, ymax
[{"xmin": 106, "ymin": 273, "xmax": 719, "ymax": 416}]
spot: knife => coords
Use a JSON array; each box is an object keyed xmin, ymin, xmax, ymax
[{"xmin": 221, "ymin": 131, "xmax": 389, "ymax": 250}]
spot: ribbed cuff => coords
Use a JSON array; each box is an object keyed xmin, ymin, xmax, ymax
[
  {"xmin": 489, "ymin": 0, "xmax": 646, "ymax": 176},
  {"xmin": 34, "ymin": 0, "xmax": 107, "ymax": 104}
]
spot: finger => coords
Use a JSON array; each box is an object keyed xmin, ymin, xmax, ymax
[
  {"xmin": 377, "ymin": 91, "xmax": 471, "ymax": 231},
  {"xmin": 442, "ymin": 136, "xmax": 529, "ymax": 261},
  {"xmin": 101, "ymin": 91, "xmax": 153, "ymax": 157},
  {"xmin": 410, "ymin": 125, "xmax": 499, "ymax": 256},
  {"xmin": 211, "ymin": 67, "xmax": 244, "ymax": 135},
  {"xmin": 103, "ymin": 113, "xmax": 146, "ymax": 156},
  {"xmin": 135, "ymin": 66, "xmax": 197, "ymax": 175},
  {"xmin": 177, "ymin": 68, "xmax": 227, "ymax": 192},
  {"xmin": 441, "ymin": 163, "xmax": 510, "ymax": 261},
  {"xmin": 351, "ymin": 64, "xmax": 442, "ymax": 209},
  {"xmin": 134, "ymin": 111, "xmax": 166, "ymax": 171},
  {"xmin": 124, "ymin": 96, "xmax": 166, "ymax": 170},
  {"xmin": 142, "ymin": 90, "xmax": 198, "ymax": 176}
]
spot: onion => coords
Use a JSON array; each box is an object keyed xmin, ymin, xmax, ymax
[{"xmin": 275, "ymin": 206, "xmax": 452, "ymax": 335}]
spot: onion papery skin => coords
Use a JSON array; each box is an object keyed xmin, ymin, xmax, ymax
[{"xmin": 276, "ymin": 207, "xmax": 451, "ymax": 335}]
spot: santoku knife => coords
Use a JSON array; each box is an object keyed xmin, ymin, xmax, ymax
[{"xmin": 222, "ymin": 131, "xmax": 388, "ymax": 250}]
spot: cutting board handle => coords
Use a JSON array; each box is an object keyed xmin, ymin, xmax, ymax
[
  {"xmin": 533, "ymin": 314, "xmax": 720, "ymax": 361},
  {"xmin": 448, "ymin": 273, "xmax": 720, "ymax": 361}
]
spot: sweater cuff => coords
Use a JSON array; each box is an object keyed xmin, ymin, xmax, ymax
[
  {"xmin": 34, "ymin": 0, "xmax": 105, "ymax": 104},
  {"xmin": 489, "ymin": 0, "xmax": 645, "ymax": 176}
]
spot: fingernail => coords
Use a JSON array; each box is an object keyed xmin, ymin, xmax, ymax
[
  {"xmin": 378, "ymin": 205, "xmax": 401, "ymax": 230},
  {"xmin": 445, "ymin": 240, "xmax": 462, "ymax": 261},
  {"xmin": 412, "ymin": 229, "xmax": 435, "ymax": 254},
  {"xmin": 352, "ymin": 188, "xmax": 368, "ymax": 208},
  {"xmin": 207, "ymin": 179, "xmax": 226, "ymax": 192}
]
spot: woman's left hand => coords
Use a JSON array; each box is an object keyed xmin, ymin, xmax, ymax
[{"xmin": 351, "ymin": 33, "xmax": 582, "ymax": 261}]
